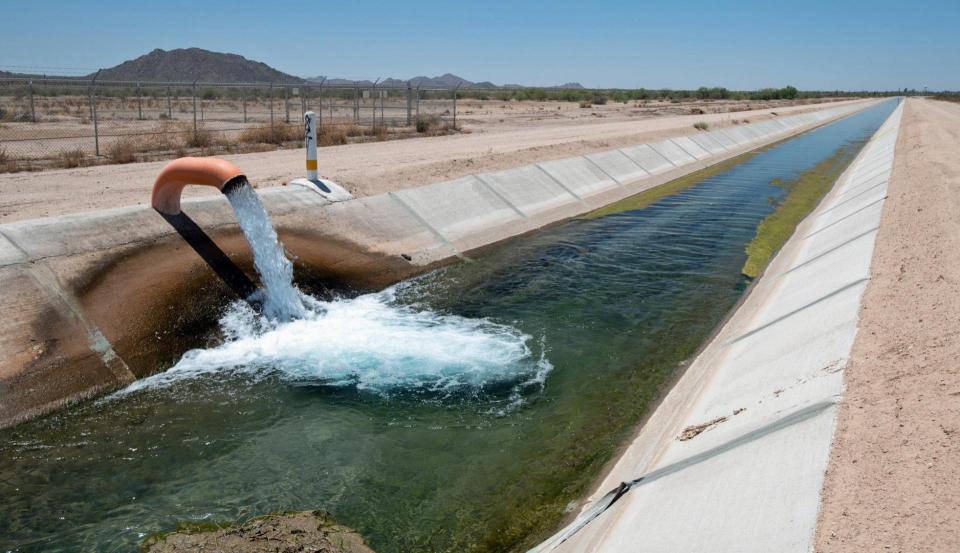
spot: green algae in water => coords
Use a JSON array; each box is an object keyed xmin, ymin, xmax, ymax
[
  {"xmin": 741, "ymin": 143, "xmax": 865, "ymax": 278},
  {"xmin": 0, "ymin": 101, "xmax": 898, "ymax": 553}
]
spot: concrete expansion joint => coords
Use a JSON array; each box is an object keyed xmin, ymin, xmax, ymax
[
  {"xmin": 530, "ymin": 399, "xmax": 840, "ymax": 553},
  {"xmin": 805, "ymin": 198, "xmax": 887, "ymax": 238},
  {"xmin": 387, "ymin": 191, "xmax": 468, "ymax": 261},
  {"xmin": 725, "ymin": 277, "xmax": 871, "ymax": 347},
  {"xmin": 475, "ymin": 175, "xmax": 529, "ymax": 219},
  {"xmin": 535, "ymin": 164, "xmax": 588, "ymax": 203},
  {"xmin": 668, "ymin": 138, "xmax": 702, "ymax": 160},
  {"xmin": 25, "ymin": 260, "xmax": 136, "ymax": 384},
  {"xmin": 615, "ymin": 149, "xmax": 653, "ymax": 179},
  {"xmin": 781, "ymin": 227, "xmax": 880, "ymax": 276}
]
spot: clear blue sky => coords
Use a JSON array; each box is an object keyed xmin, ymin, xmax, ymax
[{"xmin": 2, "ymin": 0, "xmax": 958, "ymax": 90}]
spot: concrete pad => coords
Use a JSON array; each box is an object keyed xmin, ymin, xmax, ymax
[
  {"xmin": 583, "ymin": 150, "xmax": 649, "ymax": 185},
  {"xmin": 620, "ymin": 144, "xmax": 675, "ymax": 175}
]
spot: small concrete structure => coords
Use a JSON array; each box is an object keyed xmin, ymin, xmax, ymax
[
  {"xmin": 532, "ymin": 100, "xmax": 903, "ymax": 553},
  {"xmin": 0, "ymin": 100, "xmax": 875, "ymax": 428}
]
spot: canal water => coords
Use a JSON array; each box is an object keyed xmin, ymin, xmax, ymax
[{"xmin": 0, "ymin": 101, "xmax": 896, "ymax": 552}]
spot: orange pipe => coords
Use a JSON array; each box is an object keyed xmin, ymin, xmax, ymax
[{"xmin": 151, "ymin": 157, "xmax": 245, "ymax": 215}]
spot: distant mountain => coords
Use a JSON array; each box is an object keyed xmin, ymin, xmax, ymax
[
  {"xmin": 91, "ymin": 48, "xmax": 303, "ymax": 83},
  {"xmin": 305, "ymin": 73, "xmax": 579, "ymax": 89}
]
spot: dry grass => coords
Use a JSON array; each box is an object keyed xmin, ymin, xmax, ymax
[
  {"xmin": 56, "ymin": 149, "xmax": 86, "ymax": 168},
  {"xmin": 106, "ymin": 138, "xmax": 138, "ymax": 164},
  {"xmin": 239, "ymin": 122, "xmax": 301, "ymax": 145},
  {"xmin": 693, "ymin": 121, "xmax": 709, "ymax": 130}
]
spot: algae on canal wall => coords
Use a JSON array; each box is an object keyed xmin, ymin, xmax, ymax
[{"xmin": 742, "ymin": 143, "xmax": 864, "ymax": 277}]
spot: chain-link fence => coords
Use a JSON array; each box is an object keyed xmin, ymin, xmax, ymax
[{"xmin": 0, "ymin": 77, "xmax": 463, "ymax": 171}]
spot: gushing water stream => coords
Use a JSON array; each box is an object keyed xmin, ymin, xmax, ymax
[{"xmin": 225, "ymin": 182, "xmax": 306, "ymax": 320}]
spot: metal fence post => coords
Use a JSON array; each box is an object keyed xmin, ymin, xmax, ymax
[
  {"xmin": 28, "ymin": 80, "xmax": 36, "ymax": 122},
  {"xmin": 242, "ymin": 89, "xmax": 247, "ymax": 123},
  {"xmin": 317, "ymin": 77, "xmax": 326, "ymax": 134},
  {"xmin": 90, "ymin": 70, "xmax": 101, "ymax": 156},
  {"xmin": 406, "ymin": 82, "xmax": 412, "ymax": 126},
  {"xmin": 166, "ymin": 86, "xmax": 172, "ymax": 119},
  {"xmin": 353, "ymin": 85, "xmax": 359, "ymax": 123},
  {"xmin": 416, "ymin": 86, "xmax": 421, "ymax": 120},
  {"xmin": 137, "ymin": 82, "xmax": 143, "ymax": 120},
  {"xmin": 191, "ymin": 80, "xmax": 198, "ymax": 141},
  {"xmin": 453, "ymin": 86, "xmax": 458, "ymax": 128},
  {"xmin": 269, "ymin": 83, "xmax": 275, "ymax": 129},
  {"xmin": 284, "ymin": 85, "xmax": 290, "ymax": 123}
]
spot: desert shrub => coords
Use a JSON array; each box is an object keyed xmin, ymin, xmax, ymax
[
  {"xmin": 591, "ymin": 93, "xmax": 608, "ymax": 105},
  {"xmin": 239, "ymin": 122, "xmax": 301, "ymax": 145},
  {"xmin": 373, "ymin": 123, "xmax": 388, "ymax": 141},
  {"xmin": 186, "ymin": 124, "xmax": 218, "ymax": 148},
  {"xmin": 693, "ymin": 121, "xmax": 709, "ymax": 131},
  {"xmin": 578, "ymin": 100, "xmax": 592, "ymax": 108},
  {"xmin": 107, "ymin": 138, "xmax": 138, "ymax": 164},
  {"xmin": 415, "ymin": 115, "xmax": 435, "ymax": 133},
  {"xmin": 319, "ymin": 126, "xmax": 349, "ymax": 146},
  {"xmin": 57, "ymin": 149, "xmax": 86, "ymax": 168},
  {"xmin": 158, "ymin": 112, "xmax": 171, "ymax": 120}
]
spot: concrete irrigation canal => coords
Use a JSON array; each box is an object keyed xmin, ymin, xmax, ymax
[{"xmin": 0, "ymin": 100, "xmax": 898, "ymax": 551}]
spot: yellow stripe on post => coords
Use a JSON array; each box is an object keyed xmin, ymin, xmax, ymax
[{"xmin": 306, "ymin": 159, "xmax": 318, "ymax": 170}]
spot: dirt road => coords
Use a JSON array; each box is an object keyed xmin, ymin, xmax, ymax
[
  {"xmin": 815, "ymin": 98, "xmax": 960, "ymax": 551},
  {"xmin": 0, "ymin": 99, "xmax": 863, "ymax": 223}
]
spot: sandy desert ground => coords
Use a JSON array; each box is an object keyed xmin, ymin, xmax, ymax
[
  {"xmin": 0, "ymin": 98, "xmax": 858, "ymax": 222},
  {"xmin": 815, "ymin": 97, "xmax": 960, "ymax": 552}
]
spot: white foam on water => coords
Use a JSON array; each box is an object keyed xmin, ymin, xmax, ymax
[
  {"xmin": 120, "ymin": 287, "xmax": 552, "ymax": 400},
  {"xmin": 225, "ymin": 183, "xmax": 305, "ymax": 321}
]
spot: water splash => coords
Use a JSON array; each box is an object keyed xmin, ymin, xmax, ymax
[
  {"xmin": 121, "ymin": 287, "xmax": 551, "ymax": 401},
  {"xmin": 225, "ymin": 182, "xmax": 305, "ymax": 320}
]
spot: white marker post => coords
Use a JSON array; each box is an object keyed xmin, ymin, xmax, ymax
[
  {"xmin": 290, "ymin": 110, "xmax": 352, "ymax": 201},
  {"xmin": 304, "ymin": 111, "xmax": 318, "ymax": 181}
]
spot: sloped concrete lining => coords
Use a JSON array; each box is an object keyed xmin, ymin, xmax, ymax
[
  {"xmin": 689, "ymin": 133, "xmax": 728, "ymax": 155},
  {"xmin": 718, "ymin": 127, "xmax": 751, "ymax": 146},
  {"xmin": 619, "ymin": 144, "xmax": 675, "ymax": 175},
  {"xmin": 583, "ymin": 150, "xmax": 649, "ymax": 185},
  {"xmin": 650, "ymin": 138, "xmax": 698, "ymax": 166},
  {"xmin": 705, "ymin": 129, "xmax": 738, "ymax": 150},
  {"xmin": 0, "ymin": 99, "xmax": 876, "ymax": 429},
  {"xmin": 538, "ymin": 157, "xmax": 620, "ymax": 199},
  {"xmin": 478, "ymin": 165, "xmax": 584, "ymax": 219},
  {"xmin": 534, "ymin": 99, "xmax": 903, "ymax": 553},
  {"xmin": 670, "ymin": 136, "xmax": 712, "ymax": 160},
  {"xmin": 392, "ymin": 176, "xmax": 530, "ymax": 253}
]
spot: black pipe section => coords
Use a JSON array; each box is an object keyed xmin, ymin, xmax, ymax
[{"xmin": 159, "ymin": 211, "xmax": 259, "ymax": 303}]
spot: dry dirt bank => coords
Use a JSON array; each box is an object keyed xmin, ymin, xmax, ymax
[
  {"xmin": 815, "ymin": 97, "xmax": 960, "ymax": 551},
  {"xmin": 0, "ymin": 99, "xmax": 864, "ymax": 223}
]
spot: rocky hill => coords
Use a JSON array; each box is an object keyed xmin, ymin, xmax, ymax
[{"xmin": 90, "ymin": 48, "xmax": 303, "ymax": 83}]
